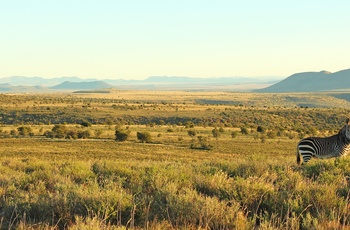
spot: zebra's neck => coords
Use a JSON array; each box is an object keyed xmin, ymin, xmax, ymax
[
  {"xmin": 338, "ymin": 134, "xmax": 350, "ymax": 156},
  {"xmin": 340, "ymin": 135, "xmax": 350, "ymax": 145}
]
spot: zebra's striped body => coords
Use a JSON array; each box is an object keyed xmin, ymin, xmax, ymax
[{"xmin": 297, "ymin": 122, "xmax": 350, "ymax": 164}]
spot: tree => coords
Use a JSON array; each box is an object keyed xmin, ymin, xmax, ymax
[
  {"xmin": 187, "ymin": 130, "xmax": 196, "ymax": 137},
  {"xmin": 241, "ymin": 127, "xmax": 249, "ymax": 135},
  {"xmin": 115, "ymin": 129, "xmax": 129, "ymax": 142},
  {"xmin": 137, "ymin": 131, "xmax": 152, "ymax": 143},
  {"xmin": 17, "ymin": 126, "xmax": 33, "ymax": 136},
  {"xmin": 52, "ymin": 125, "xmax": 68, "ymax": 138},
  {"xmin": 257, "ymin": 126, "xmax": 266, "ymax": 133},
  {"xmin": 66, "ymin": 130, "xmax": 78, "ymax": 139},
  {"xmin": 78, "ymin": 130, "xmax": 91, "ymax": 139}
]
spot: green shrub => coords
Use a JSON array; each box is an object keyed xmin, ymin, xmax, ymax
[
  {"xmin": 115, "ymin": 129, "xmax": 129, "ymax": 142},
  {"xmin": 257, "ymin": 125, "xmax": 265, "ymax": 133},
  {"xmin": 80, "ymin": 121, "xmax": 92, "ymax": 127},
  {"xmin": 52, "ymin": 124, "xmax": 68, "ymax": 138},
  {"xmin": 66, "ymin": 130, "xmax": 78, "ymax": 139},
  {"xmin": 77, "ymin": 130, "xmax": 91, "ymax": 139},
  {"xmin": 241, "ymin": 127, "xmax": 249, "ymax": 135},
  {"xmin": 137, "ymin": 131, "xmax": 152, "ymax": 143},
  {"xmin": 17, "ymin": 126, "xmax": 33, "ymax": 136},
  {"xmin": 187, "ymin": 130, "xmax": 196, "ymax": 137}
]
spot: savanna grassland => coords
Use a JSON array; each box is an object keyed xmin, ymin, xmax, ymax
[{"xmin": 1, "ymin": 91, "xmax": 350, "ymax": 229}]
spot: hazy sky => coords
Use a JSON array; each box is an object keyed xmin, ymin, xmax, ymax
[{"xmin": 1, "ymin": 1, "xmax": 349, "ymax": 79}]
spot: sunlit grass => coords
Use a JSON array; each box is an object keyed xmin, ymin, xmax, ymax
[
  {"xmin": 1, "ymin": 133, "xmax": 350, "ymax": 229},
  {"xmin": 0, "ymin": 91, "xmax": 350, "ymax": 228}
]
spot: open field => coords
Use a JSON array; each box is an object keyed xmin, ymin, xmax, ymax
[{"xmin": 1, "ymin": 91, "xmax": 350, "ymax": 229}]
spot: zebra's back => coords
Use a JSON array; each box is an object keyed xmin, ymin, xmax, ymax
[{"xmin": 297, "ymin": 135, "xmax": 341, "ymax": 164}]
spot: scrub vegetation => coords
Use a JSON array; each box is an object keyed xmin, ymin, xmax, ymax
[{"xmin": 0, "ymin": 91, "xmax": 350, "ymax": 229}]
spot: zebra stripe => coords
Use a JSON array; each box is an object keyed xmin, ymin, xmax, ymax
[{"xmin": 296, "ymin": 123, "xmax": 350, "ymax": 164}]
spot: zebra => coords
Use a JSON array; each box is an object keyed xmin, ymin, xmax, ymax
[{"xmin": 297, "ymin": 119, "xmax": 350, "ymax": 165}]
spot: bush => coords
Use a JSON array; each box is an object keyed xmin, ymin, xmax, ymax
[
  {"xmin": 187, "ymin": 130, "xmax": 196, "ymax": 137},
  {"xmin": 190, "ymin": 136, "xmax": 212, "ymax": 150},
  {"xmin": 17, "ymin": 126, "xmax": 33, "ymax": 136},
  {"xmin": 81, "ymin": 121, "xmax": 92, "ymax": 127},
  {"xmin": 66, "ymin": 130, "xmax": 78, "ymax": 139},
  {"xmin": 44, "ymin": 130, "xmax": 54, "ymax": 138},
  {"xmin": 231, "ymin": 131, "xmax": 238, "ymax": 138},
  {"xmin": 78, "ymin": 130, "xmax": 91, "ymax": 139},
  {"xmin": 137, "ymin": 131, "xmax": 152, "ymax": 143},
  {"xmin": 49, "ymin": 125, "xmax": 93, "ymax": 139},
  {"xmin": 10, "ymin": 129, "xmax": 18, "ymax": 137},
  {"xmin": 115, "ymin": 129, "xmax": 129, "ymax": 142},
  {"xmin": 257, "ymin": 126, "xmax": 265, "ymax": 133},
  {"xmin": 241, "ymin": 127, "xmax": 249, "ymax": 135},
  {"xmin": 267, "ymin": 130, "xmax": 276, "ymax": 139},
  {"xmin": 94, "ymin": 129, "xmax": 103, "ymax": 138},
  {"xmin": 212, "ymin": 128, "xmax": 220, "ymax": 138},
  {"xmin": 52, "ymin": 125, "xmax": 68, "ymax": 138}
]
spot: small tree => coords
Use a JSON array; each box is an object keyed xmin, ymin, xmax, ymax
[
  {"xmin": 81, "ymin": 121, "xmax": 92, "ymax": 127},
  {"xmin": 17, "ymin": 126, "xmax": 33, "ymax": 136},
  {"xmin": 257, "ymin": 126, "xmax": 266, "ymax": 133},
  {"xmin": 66, "ymin": 130, "xmax": 78, "ymax": 139},
  {"xmin": 190, "ymin": 135, "xmax": 212, "ymax": 150},
  {"xmin": 137, "ymin": 131, "xmax": 152, "ymax": 143},
  {"xmin": 187, "ymin": 130, "xmax": 196, "ymax": 137},
  {"xmin": 78, "ymin": 130, "xmax": 91, "ymax": 139},
  {"xmin": 52, "ymin": 125, "xmax": 68, "ymax": 138},
  {"xmin": 115, "ymin": 129, "xmax": 129, "ymax": 142},
  {"xmin": 10, "ymin": 129, "xmax": 18, "ymax": 137},
  {"xmin": 212, "ymin": 127, "xmax": 221, "ymax": 139},
  {"xmin": 185, "ymin": 122, "xmax": 195, "ymax": 128},
  {"xmin": 44, "ymin": 131, "xmax": 54, "ymax": 138},
  {"xmin": 241, "ymin": 127, "xmax": 249, "ymax": 135}
]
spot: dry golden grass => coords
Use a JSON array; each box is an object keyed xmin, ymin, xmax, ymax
[{"xmin": 0, "ymin": 91, "xmax": 350, "ymax": 229}]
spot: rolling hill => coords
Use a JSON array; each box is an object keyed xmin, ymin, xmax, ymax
[
  {"xmin": 255, "ymin": 68, "xmax": 350, "ymax": 92},
  {"xmin": 50, "ymin": 81, "xmax": 113, "ymax": 90}
]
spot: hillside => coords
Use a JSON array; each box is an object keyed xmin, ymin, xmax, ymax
[
  {"xmin": 51, "ymin": 81, "xmax": 113, "ymax": 90},
  {"xmin": 255, "ymin": 68, "xmax": 350, "ymax": 92},
  {"xmin": 0, "ymin": 84, "xmax": 49, "ymax": 92}
]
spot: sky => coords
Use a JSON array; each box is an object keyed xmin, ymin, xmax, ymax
[{"xmin": 0, "ymin": 0, "xmax": 349, "ymax": 80}]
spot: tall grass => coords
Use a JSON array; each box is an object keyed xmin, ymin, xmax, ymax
[{"xmin": 0, "ymin": 136, "xmax": 350, "ymax": 229}]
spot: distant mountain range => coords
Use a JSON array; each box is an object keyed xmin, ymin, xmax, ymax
[
  {"xmin": 1, "ymin": 69, "xmax": 350, "ymax": 92},
  {"xmin": 0, "ymin": 76, "xmax": 280, "ymax": 92},
  {"xmin": 255, "ymin": 68, "xmax": 350, "ymax": 92}
]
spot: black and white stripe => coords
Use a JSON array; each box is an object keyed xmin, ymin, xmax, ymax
[{"xmin": 297, "ymin": 120, "xmax": 350, "ymax": 164}]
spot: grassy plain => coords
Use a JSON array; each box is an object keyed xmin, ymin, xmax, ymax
[{"xmin": 1, "ymin": 91, "xmax": 350, "ymax": 229}]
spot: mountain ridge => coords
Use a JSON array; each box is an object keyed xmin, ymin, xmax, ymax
[
  {"xmin": 0, "ymin": 76, "xmax": 280, "ymax": 91},
  {"xmin": 254, "ymin": 68, "xmax": 350, "ymax": 92}
]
